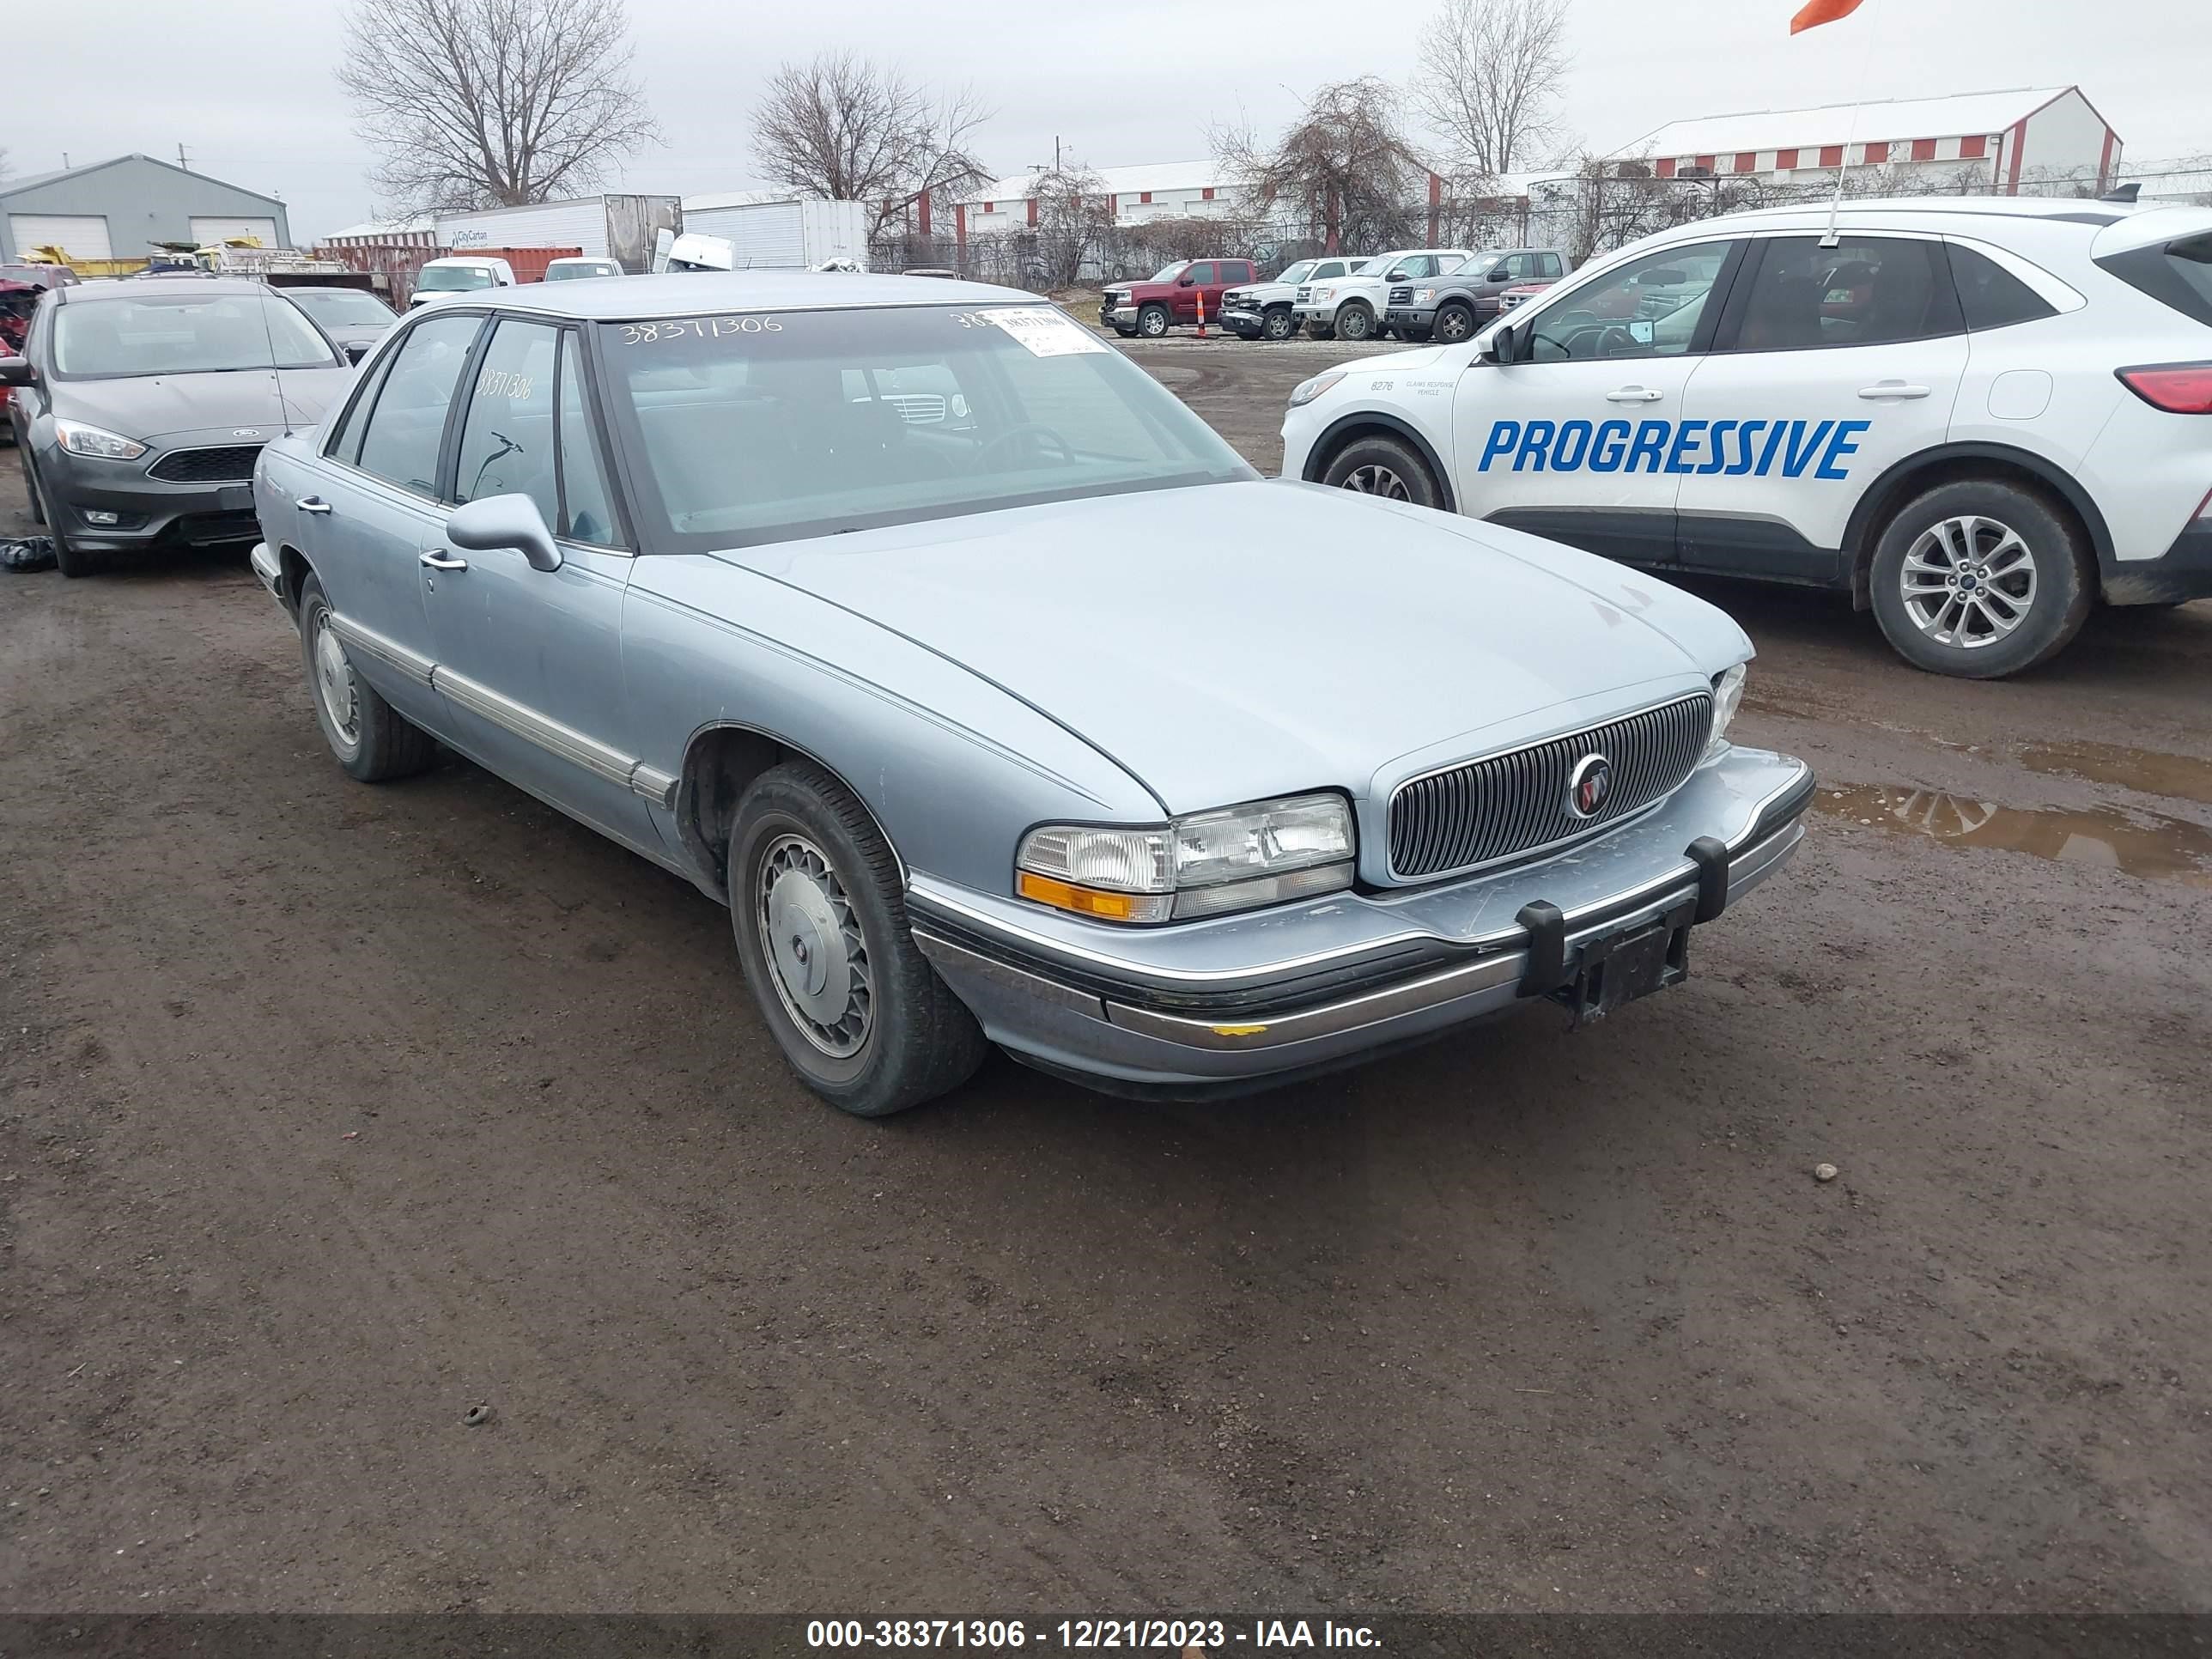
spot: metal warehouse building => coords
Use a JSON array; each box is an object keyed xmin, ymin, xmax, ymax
[{"xmin": 0, "ymin": 153, "xmax": 292, "ymax": 262}]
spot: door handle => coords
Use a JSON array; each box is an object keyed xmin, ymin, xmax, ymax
[
  {"xmin": 1858, "ymin": 381, "xmax": 1931, "ymax": 399},
  {"xmin": 420, "ymin": 550, "xmax": 469, "ymax": 571},
  {"xmin": 1606, "ymin": 386, "xmax": 1665, "ymax": 403},
  {"xmin": 296, "ymin": 495, "xmax": 333, "ymax": 514}
]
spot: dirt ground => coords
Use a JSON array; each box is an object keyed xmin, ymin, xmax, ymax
[{"xmin": 3, "ymin": 343, "xmax": 2209, "ymax": 1616}]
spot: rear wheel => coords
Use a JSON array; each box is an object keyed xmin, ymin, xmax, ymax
[
  {"xmin": 728, "ymin": 763, "xmax": 988, "ymax": 1116},
  {"xmin": 1261, "ymin": 306, "xmax": 1297, "ymax": 342},
  {"xmin": 1138, "ymin": 304, "xmax": 1171, "ymax": 338},
  {"xmin": 297, "ymin": 572, "xmax": 438, "ymax": 780},
  {"xmin": 1868, "ymin": 478, "xmax": 2093, "ymax": 678},
  {"xmin": 1335, "ymin": 301, "xmax": 1376, "ymax": 343},
  {"xmin": 1320, "ymin": 434, "xmax": 1443, "ymax": 510}
]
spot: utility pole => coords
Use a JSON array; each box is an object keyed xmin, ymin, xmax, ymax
[
  {"xmin": 1054, "ymin": 136, "xmax": 1062, "ymax": 172},
  {"xmin": 177, "ymin": 143, "xmax": 191, "ymax": 172}
]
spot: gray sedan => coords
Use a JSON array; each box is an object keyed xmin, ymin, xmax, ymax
[
  {"xmin": 246, "ymin": 272, "xmax": 1814, "ymax": 1115},
  {"xmin": 2, "ymin": 276, "xmax": 353, "ymax": 577}
]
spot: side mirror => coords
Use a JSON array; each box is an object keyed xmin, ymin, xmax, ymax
[
  {"xmin": 344, "ymin": 342, "xmax": 371, "ymax": 364},
  {"xmin": 1488, "ymin": 266, "xmax": 1511, "ymax": 282},
  {"xmin": 0, "ymin": 356, "xmax": 32, "ymax": 387},
  {"xmin": 1176, "ymin": 271, "xmax": 1195, "ymax": 286},
  {"xmin": 447, "ymin": 493, "xmax": 562, "ymax": 573},
  {"xmin": 1480, "ymin": 325, "xmax": 1520, "ymax": 365}
]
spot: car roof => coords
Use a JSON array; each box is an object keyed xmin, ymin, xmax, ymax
[
  {"xmin": 54, "ymin": 275, "xmax": 274, "ymax": 303},
  {"xmin": 464, "ymin": 270, "xmax": 1045, "ymax": 320},
  {"xmin": 1654, "ymin": 194, "xmax": 2160, "ymax": 240}
]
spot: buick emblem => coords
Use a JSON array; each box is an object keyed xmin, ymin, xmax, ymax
[{"xmin": 1567, "ymin": 754, "xmax": 1613, "ymax": 819}]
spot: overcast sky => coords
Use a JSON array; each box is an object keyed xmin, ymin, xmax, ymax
[{"xmin": 9, "ymin": 0, "xmax": 2204, "ymax": 243}]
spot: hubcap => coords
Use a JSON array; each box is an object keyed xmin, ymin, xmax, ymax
[
  {"xmin": 1343, "ymin": 464, "xmax": 1412, "ymax": 501},
  {"xmin": 1438, "ymin": 309, "xmax": 1470, "ymax": 341},
  {"xmin": 1899, "ymin": 514, "xmax": 2039, "ymax": 649},
  {"xmin": 311, "ymin": 611, "xmax": 361, "ymax": 749},
  {"xmin": 1341, "ymin": 310, "xmax": 1370, "ymax": 339},
  {"xmin": 756, "ymin": 833, "xmax": 872, "ymax": 1058}
]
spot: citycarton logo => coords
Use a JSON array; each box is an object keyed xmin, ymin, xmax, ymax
[{"xmin": 1479, "ymin": 416, "xmax": 1872, "ymax": 479}]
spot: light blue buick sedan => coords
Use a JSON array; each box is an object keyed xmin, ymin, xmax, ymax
[{"xmin": 249, "ymin": 272, "xmax": 1814, "ymax": 1115}]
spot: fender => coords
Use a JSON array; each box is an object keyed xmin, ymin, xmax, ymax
[
  {"xmin": 1303, "ymin": 410, "xmax": 1460, "ymax": 514},
  {"xmin": 1841, "ymin": 441, "xmax": 2114, "ymax": 603}
]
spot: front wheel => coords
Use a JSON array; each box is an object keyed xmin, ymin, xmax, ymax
[
  {"xmin": 1868, "ymin": 479, "xmax": 2093, "ymax": 678},
  {"xmin": 1320, "ymin": 434, "xmax": 1443, "ymax": 510},
  {"xmin": 1433, "ymin": 302, "xmax": 1478, "ymax": 343},
  {"xmin": 729, "ymin": 764, "xmax": 988, "ymax": 1117},
  {"xmin": 1261, "ymin": 307, "xmax": 1297, "ymax": 342},
  {"xmin": 1334, "ymin": 301, "xmax": 1375, "ymax": 343},
  {"xmin": 1137, "ymin": 304, "xmax": 1171, "ymax": 338}
]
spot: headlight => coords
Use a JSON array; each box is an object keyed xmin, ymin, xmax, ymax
[
  {"xmin": 55, "ymin": 420, "xmax": 149, "ymax": 461},
  {"xmin": 1288, "ymin": 370, "xmax": 1345, "ymax": 408},
  {"xmin": 1412, "ymin": 287, "xmax": 1437, "ymax": 303},
  {"xmin": 1016, "ymin": 793, "xmax": 1356, "ymax": 924},
  {"xmin": 1312, "ymin": 286, "xmax": 1335, "ymax": 301},
  {"xmin": 1707, "ymin": 664, "xmax": 1747, "ymax": 757}
]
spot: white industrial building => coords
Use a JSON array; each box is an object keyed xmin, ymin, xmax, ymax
[
  {"xmin": 1610, "ymin": 87, "xmax": 2123, "ymax": 195},
  {"xmin": 953, "ymin": 161, "xmax": 1246, "ymax": 239}
]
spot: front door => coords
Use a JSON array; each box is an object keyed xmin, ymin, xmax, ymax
[
  {"xmin": 419, "ymin": 318, "xmax": 660, "ymax": 851},
  {"xmin": 303, "ymin": 308, "xmax": 486, "ymax": 729},
  {"xmin": 1449, "ymin": 239, "xmax": 1745, "ymax": 568},
  {"xmin": 1676, "ymin": 232, "xmax": 1967, "ymax": 583}
]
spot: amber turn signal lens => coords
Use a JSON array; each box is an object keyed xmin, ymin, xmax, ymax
[{"xmin": 1014, "ymin": 872, "xmax": 1173, "ymax": 923}]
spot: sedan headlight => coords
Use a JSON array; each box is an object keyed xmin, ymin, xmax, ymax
[
  {"xmin": 55, "ymin": 420, "xmax": 149, "ymax": 461},
  {"xmin": 1016, "ymin": 793, "xmax": 1356, "ymax": 924},
  {"xmin": 1288, "ymin": 370, "xmax": 1345, "ymax": 408},
  {"xmin": 1707, "ymin": 663, "xmax": 1747, "ymax": 757}
]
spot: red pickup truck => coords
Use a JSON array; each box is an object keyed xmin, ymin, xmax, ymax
[{"xmin": 1099, "ymin": 258, "xmax": 1259, "ymax": 338}]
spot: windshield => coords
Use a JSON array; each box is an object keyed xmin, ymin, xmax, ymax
[
  {"xmin": 596, "ymin": 303, "xmax": 1254, "ymax": 550},
  {"xmin": 1354, "ymin": 256, "xmax": 1394, "ymax": 276},
  {"xmin": 1146, "ymin": 262, "xmax": 1189, "ymax": 283},
  {"xmin": 52, "ymin": 293, "xmax": 335, "ymax": 378},
  {"xmin": 1274, "ymin": 260, "xmax": 1317, "ymax": 285},
  {"xmin": 417, "ymin": 264, "xmax": 497, "ymax": 292},
  {"xmin": 285, "ymin": 288, "xmax": 397, "ymax": 326},
  {"xmin": 547, "ymin": 261, "xmax": 622, "ymax": 281}
]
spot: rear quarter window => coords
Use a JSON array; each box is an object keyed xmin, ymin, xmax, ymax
[
  {"xmin": 1947, "ymin": 245, "xmax": 2059, "ymax": 331},
  {"xmin": 2096, "ymin": 232, "xmax": 2212, "ymax": 327}
]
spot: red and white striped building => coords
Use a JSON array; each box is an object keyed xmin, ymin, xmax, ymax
[{"xmin": 1611, "ymin": 87, "xmax": 2123, "ymax": 196}]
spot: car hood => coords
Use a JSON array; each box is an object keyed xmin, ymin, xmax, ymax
[
  {"xmin": 52, "ymin": 367, "xmax": 353, "ymax": 441},
  {"xmin": 724, "ymin": 480, "xmax": 1749, "ymax": 814}
]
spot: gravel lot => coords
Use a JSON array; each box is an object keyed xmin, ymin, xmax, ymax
[{"xmin": 3, "ymin": 340, "xmax": 2209, "ymax": 1614}]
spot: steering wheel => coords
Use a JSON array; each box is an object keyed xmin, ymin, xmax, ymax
[
  {"xmin": 1593, "ymin": 325, "xmax": 1639, "ymax": 357},
  {"xmin": 976, "ymin": 423, "xmax": 1076, "ymax": 470}
]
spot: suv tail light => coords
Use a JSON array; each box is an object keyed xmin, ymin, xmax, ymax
[{"xmin": 2116, "ymin": 362, "xmax": 2212, "ymax": 413}]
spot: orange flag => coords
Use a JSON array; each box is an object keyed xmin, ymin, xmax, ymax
[{"xmin": 1791, "ymin": 0, "xmax": 1864, "ymax": 30}]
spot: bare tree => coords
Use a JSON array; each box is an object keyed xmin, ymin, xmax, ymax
[
  {"xmin": 1412, "ymin": 0, "xmax": 1572, "ymax": 182},
  {"xmin": 1029, "ymin": 162, "xmax": 1116, "ymax": 289},
  {"xmin": 1212, "ymin": 78, "xmax": 1424, "ymax": 253},
  {"xmin": 337, "ymin": 0, "xmax": 661, "ymax": 214},
  {"xmin": 751, "ymin": 52, "xmax": 992, "ymax": 235}
]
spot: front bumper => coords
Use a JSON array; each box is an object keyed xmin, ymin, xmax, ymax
[
  {"xmin": 909, "ymin": 747, "xmax": 1814, "ymax": 1096},
  {"xmin": 249, "ymin": 539, "xmax": 285, "ymax": 605},
  {"xmin": 1384, "ymin": 306, "xmax": 1438, "ymax": 332},
  {"xmin": 1103, "ymin": 305, "xmax": 1139, "ymax": 327},
  {"xmin": 37, "ymin": 445, "xmax": 260, "ymax": 552},
  {"xmin": 2103, "ymin": 524, "xmax": 2212, "ymax": 606},
  {"xmin": 1219, "ymin": 307, "xmax": 1267, "ymax": 337}
]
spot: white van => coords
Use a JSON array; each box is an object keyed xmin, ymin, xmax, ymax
[{"xmin": 408, "ymin": 256, "xmax": 519, "ymax": 307}]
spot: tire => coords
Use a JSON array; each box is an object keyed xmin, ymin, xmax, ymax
[
  {"xmin": 1398, "ymin": 325, "xmax": 1433, "ymax": 343},
  {"xmin": 25, "ymin": 457, "xmax": 97, "ymax": 577},
  {"xmin": 1261, "ymin": 306, "xmax": 1297, "ymax": 343},
  {"xmin": 728, "ymin": 763, "xmax": 988, "ymax": 1117},
  {"xmin": 1305, "ymin": 320, "xmax": 1336, "ymax": 341},
  {"xmin": 1320, "ymin": 434, "xmax": 1443, "ymax": 509},
  {"xmin": 1868, "ymin": 477, "xmax": 2094, "ymax": 678},
  {"xmin": 1112, "ymin": 326, "xmax": 1137, "ymax": 338},
  {"xmin": 296, "ymin": 572, "xmax": 438, "ymax": 781},
  {"xmin": 1335, "ymin": 301, "xmax": 1375, "ymax": 343},
  {"xmin": 1137, "ymin": 304, "xmax": 1171, "ymax": 338},
  {"xmin": 1432, "ymin": 301, "xmax": 1478, "ymax": 344}
]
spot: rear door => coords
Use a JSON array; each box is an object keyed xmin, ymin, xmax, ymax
[
  {"xmin": 299, "ymin": 308, "xmax": 486, "ymax": 729},
  {"xmin": 1449, "ymin": 238, "xmax": 1746, "ymax": 567},
  {"xmin": 1676, "ymin": 231, "xmax": 1967, "ymax": 582}
]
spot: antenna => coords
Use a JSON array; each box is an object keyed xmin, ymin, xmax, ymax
[{"xmin": 1822, "ymin": 0, "xmax": 1887, "ymax": 248}]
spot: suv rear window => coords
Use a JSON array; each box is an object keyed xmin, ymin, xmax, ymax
[{"xmin": 2097, "ymin": 232, "xmax": 2212, "ymax": 327}]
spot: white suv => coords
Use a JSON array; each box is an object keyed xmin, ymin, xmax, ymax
[
  {"xmin": 1281, "ymin": 198, "xmax": 2212, "ymax": 677},
  {"xmin": 1291, "ymin": 248, "xmax": 1472, "ymax": 345}
]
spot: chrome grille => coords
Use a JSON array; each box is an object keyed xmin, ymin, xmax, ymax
[
  {"xmin": 148, "ymin": 444, "xmax": 262, "ymax": 483},
  {"xmin": 1388, "ymin": 693, "xmax": 1715, "ymax": 880},
  {"xmin": 881, "ymin": 392, "xmax": 946, "ymax": 424},
  {"xmin": 1388, "ymin": 285, "xmax": 1414, "ymax": 305}
]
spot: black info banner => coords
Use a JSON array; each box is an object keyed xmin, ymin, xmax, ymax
[{"xmin": 0, "ymin": 1619, "xmax": 2208, "ymax": 1659}]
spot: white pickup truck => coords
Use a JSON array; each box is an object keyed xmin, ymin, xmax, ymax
[
  {"xmin": 1218, "ymin": 254, "xmax": 1371, "ymax": 342},
  {"xmin": 1290, "ymin": 248, "xmax": 1472, "ymax": 343}
]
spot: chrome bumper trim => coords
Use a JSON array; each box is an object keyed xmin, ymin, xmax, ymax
[
  {"xmin": 248, "ymin": 540, "xmax": 282, "ymax": 600},
  {"xmin": 1103, "ymin": 950, "xmax": 1522, "ymax": 1051}
]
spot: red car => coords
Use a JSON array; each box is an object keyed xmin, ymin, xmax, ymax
[
  {"xmin": 1099, "ymin": 258, "xmax": 1259, "ymax": 338},
  {"xmin": 0, "ymin": 279, "xmax": 38, "ymax": 444}
]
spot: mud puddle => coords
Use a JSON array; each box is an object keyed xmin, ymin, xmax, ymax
[
  {"xmin": 1817, "ymin": 785, "xmax": 2212, "ymax": 888},
  {"xmin": 2018, "ymin": 739, "xmax": 2212, "ymax": 808}
]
